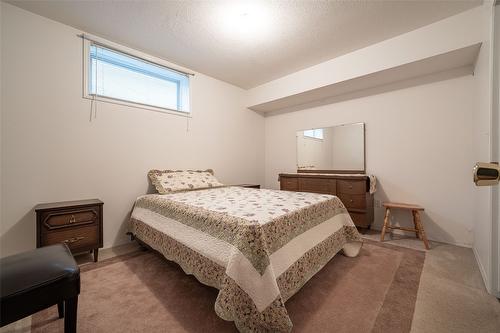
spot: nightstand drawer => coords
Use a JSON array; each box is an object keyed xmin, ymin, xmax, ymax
[
  {"xmin": 337, "ymin": 180, "xmax": 366, "ymax": 194},
  {"xmin": 338, "ymin": 193, "xmax": 366, "ymax": 209},
  {"xmin": 42, "ymin": 225, "xmax": 99, "ymax": 251},
  {"xmin": 41, "ymin": 207, "xmax": 99, "ymax": 231}
]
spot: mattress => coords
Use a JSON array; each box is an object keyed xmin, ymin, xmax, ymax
[{"xmin": 129, "ymin": 186, "xmax": 362, "ymax": 332}]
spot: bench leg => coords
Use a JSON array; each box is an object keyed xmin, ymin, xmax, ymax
[
  {"xmin": 58, "ymin": 302, "xmax": 64, "ymax": 318},
  {"xmin": 412, "ymin": 210, "xmax": 421, "ymax": 239},
  {"xmin": 380, "ymin": 208, "xmax": 390, "ymax": 242},
  {"xmin": 415, "ymin": 211, "xmax": 430, "ymax": 250},
  {"xmin": 64, "ymin": 296, "xmax": 78, "ymax": 333}
]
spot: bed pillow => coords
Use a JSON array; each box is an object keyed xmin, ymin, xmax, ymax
[{"xmin": 148, "ymin": 169, "xmax": 224, "ymax": 194}]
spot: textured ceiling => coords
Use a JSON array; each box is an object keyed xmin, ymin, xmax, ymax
[{"xmin": 7, "ymin": 0, "xmax": 482, "ymax": 89}]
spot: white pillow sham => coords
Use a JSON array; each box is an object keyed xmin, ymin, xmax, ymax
[{"xmin": 148, "ymin": 169, "xmax": 224, "ymax": 194}]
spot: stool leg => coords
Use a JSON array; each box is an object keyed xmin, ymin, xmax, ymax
[
  {"xmin": 415, "ymin": 211, "xmax": 430, "ymax": 250},
  {"xmin": 58, "ymin": 301, "xmax": 64, "ymax": 318},
  {"xmin": 380, "ymin": 208, "xmax": 390, "ymax": 242},
  {"xmin": 64, "ymin": 296, "xmax": 78, "ymax": 333},
  {"xmin": 412, "ymin": 210, "xmax": 420, "ymax": 239}
]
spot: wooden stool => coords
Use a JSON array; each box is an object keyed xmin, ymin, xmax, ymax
[{"xmin": 380, "ymin": 202, "xmax": 430, "ymax": 250}]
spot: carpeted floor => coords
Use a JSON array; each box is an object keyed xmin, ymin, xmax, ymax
[{"xmin": 31, "ymin": 240, "xmax": 425, "ymax": 333}]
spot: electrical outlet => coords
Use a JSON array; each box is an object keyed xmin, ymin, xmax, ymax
[{"xmin": 374, "ymin": 199, "xmax": 382, "ymax": 208}]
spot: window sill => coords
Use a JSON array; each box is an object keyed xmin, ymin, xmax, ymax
[{"xmin": 83, "ymin": 95, "xmax": 192, "ymax": 118}]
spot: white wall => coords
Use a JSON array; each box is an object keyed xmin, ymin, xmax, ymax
[
  {"xmin": 0, "ymin": 3, "xmax": 264, "ymax": 257},
  {"xmin": 265, "ymin": 74, "xmax": 478, "ymax": 247}
]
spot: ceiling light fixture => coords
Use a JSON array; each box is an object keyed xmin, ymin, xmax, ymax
[{"xmin": 215, "ymin": 1, "xmax": 272, "ymax": 42}]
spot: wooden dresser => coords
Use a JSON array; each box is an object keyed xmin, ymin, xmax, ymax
[
  {"xmin": 279, "ymin": 173, "xmax": 374, "ymax": 228},
  {"xmin": 35, "ymin": 199, "xmax": 103, "ymax": 262}
]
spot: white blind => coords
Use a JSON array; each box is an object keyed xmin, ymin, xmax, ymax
[{"xmin": 89, "ymin": 44, "xmax": 190, "ymax": 113}]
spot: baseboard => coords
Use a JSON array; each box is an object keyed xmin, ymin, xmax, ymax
[
  {"xmin": 369, "ymin": 225, "xmax": 472, "ymax": 248},
  {"xmin": 472, "ymin": 245, "xmax": 492, "ymax": 294},
  {"xmin": 102, "ymin": 237, "xmax": 134, "ymax": 251}
]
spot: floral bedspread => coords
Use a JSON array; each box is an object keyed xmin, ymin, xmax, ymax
[{"xmin": 130, "ymin": 186, "xmax": 362, "ymax": 332}]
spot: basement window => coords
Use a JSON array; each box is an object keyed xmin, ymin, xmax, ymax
[
  {"xmin": 303, "ymin": 129, "xmax": 324, "ymax": 140},
  {"xmin": 84, "ymin": 42, "xmax": 190, "ymax": 114}
]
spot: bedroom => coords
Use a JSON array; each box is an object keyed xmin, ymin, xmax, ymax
[{"xmin": 0, "ymin": 0, "xmax": 499, "ymax": 332}]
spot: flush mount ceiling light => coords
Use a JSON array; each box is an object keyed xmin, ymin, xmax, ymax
[{"xmin": 214, "ymin": 1, "xmax": 272, "ymax": 42}]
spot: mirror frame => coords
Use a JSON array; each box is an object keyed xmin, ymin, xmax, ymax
[{"xmin": 296, "ymin": 122, "xmax": 366, "ymax": 174}]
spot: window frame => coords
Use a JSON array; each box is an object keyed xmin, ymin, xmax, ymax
[{"xmin": 82, "ymin": 38, "xmax": 192, "ymax": 117}]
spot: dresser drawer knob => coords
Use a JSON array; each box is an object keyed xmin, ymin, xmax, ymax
[
  {"xmin": 63, "ymin": 236, "xmax": 84, "ymax": 244},
  {"xmin": 69, "ymin": 215, "xmax": 76, "ymax": 224}
]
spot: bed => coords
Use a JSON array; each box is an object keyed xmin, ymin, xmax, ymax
[{"xmin": 129, "ymin": 183, "xmax": 362, "ymax": 332}]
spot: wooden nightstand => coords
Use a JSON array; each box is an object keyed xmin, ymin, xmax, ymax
[
  {"xmin": 235, "ymin": 184, "xmax": 260, "ymax": 189},
  {"xmin": 35, "ymin": 199, "xmax": 103, "ymax": 262}
]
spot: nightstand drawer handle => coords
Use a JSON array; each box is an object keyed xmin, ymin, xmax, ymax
[
  {"xmin": 63, "ymin": 236, "xmax": 84, "ymax": 244},
  {"xmin": 69, "ymin": 215, "xmax": 76, "ymax": 224}
]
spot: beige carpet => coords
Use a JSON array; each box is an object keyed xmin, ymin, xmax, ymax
[{"xmin": 31, "ymin": 240, "xmax": 425, "ymax": 332}]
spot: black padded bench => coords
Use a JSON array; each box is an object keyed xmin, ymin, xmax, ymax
[{"xmin": 0, "ymin": 244, "xmax": 80, "ymax": 332}]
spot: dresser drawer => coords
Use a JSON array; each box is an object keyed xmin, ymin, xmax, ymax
[
  {"xmin": 277, "ymin": 174, "xmax": 374, "ymax": 229},
  {"xmin": 338, "ymin": 193, "xmax": 366, "ymax": 209},
  {"xmin": 299, "ymin": 178, "xmax": 336, "ymax": 194},
  {"xmin": 280, "ymin": 177, "xmax": 299, "ymax": 191},
  {"xmin": 42, "ymin": 225, "xmax": 99, "ymax": 251},
  {"xmin": 337, "ymin": 180, "xmax": 366, "ymax": 194},
  {"xmin": 349, "ymin": 212, "xmax": 369, "ymax": 228},
  {"xmin": 41, "ymin": 207, "xmax": 99, "ymax": 231}
]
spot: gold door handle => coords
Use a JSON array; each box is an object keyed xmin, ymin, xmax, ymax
[
  {"xmin": 69, "ymin": 215, "xmax": 76, "ymax": 224},
  {"xmin": 63, "ymin": 236, "xmax": 84, "ymax": 244},
  {"xmin": 473, "ymin": 162, "xmax": 499, "ymax": 186}
]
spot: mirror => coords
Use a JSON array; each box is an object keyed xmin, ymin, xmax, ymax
[{"xmin": 296, "ymin": 122, "xmax": 365, "ymax": 173}]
